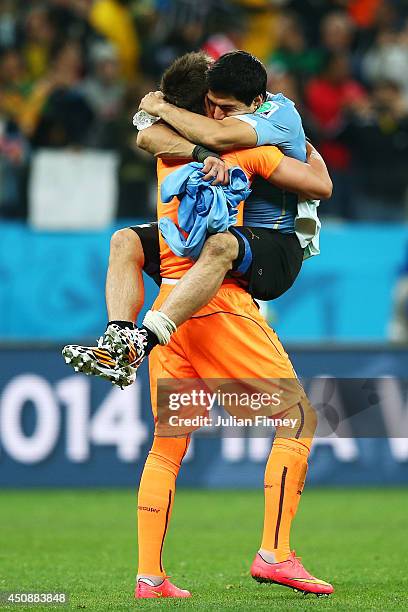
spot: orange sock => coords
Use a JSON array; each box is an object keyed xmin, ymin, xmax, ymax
[
  {"xmin": 260, "ymin": 399, "xmax": 317, "ymax": 562},
  {"xmin": 137, "ymin": 435, "xmax": 190, "ymax": 577}
]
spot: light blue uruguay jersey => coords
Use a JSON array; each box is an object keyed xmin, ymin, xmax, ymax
[{"xmin": 235, "ymin": 92, "xmax": 307, "ymax": 233}]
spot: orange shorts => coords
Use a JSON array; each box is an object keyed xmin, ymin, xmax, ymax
[{"xmin": 149, "ymin": 282, "xmax": 306, "ymax": 427}]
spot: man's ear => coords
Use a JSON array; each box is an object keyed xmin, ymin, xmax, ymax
[{"xmin": 252, "ymin": 94, "xmax": 264, "ymax": 111}]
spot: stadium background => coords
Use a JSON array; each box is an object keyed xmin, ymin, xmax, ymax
[{"xmin": 1, "ymin": 2, "xmax": 408, "ymax": 609}]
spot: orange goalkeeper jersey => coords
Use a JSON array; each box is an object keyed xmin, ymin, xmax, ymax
[{"xmin": 157, "ymin": 145, "xmax": 284, "ymax": 280}]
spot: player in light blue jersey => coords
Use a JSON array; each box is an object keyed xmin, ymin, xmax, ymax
[{"xmin": 137, "ymin": 51, "xmax": 326, "ymax": 303}]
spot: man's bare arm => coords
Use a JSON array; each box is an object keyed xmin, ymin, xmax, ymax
[
  {"xmin": 136, "ymin": 122, "xmax": 229, "ymax": 185},
  {"xmin": 136, "ymin": 123, "xmax": 194, "ymax": 159},
  {"xmin": 139, "ymin": 92, "xmax": 257, "ymax": 151},
  {"xmin": 158, "ymin": 106, "xmax": 257, "ymax": 151},
  {"xmin": 270, "ymin": 143, "xmax": 333, "ymax": 200}
]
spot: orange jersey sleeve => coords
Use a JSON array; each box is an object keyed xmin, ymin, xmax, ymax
[{"xmin": 223, "ymin": 145, "xmax": 284, "ymax": 183}]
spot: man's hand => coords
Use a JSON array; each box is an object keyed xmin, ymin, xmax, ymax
[
  {"xmin": 201, "ymin": 156, "xmax": 229, "ymax": 186},
  {"xmin": 139, "ymin": 91, "xmax": 166, "ymax": 117}
]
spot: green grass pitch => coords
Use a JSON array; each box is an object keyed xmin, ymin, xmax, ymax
[{"xmin": 0, "ymin": 488, "xmax": 407, "ymax": 611}]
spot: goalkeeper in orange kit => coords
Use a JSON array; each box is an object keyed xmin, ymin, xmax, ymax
[
  {"xmin": 132, "ymin": 53, "xmax": 334, "ymax": 599},
  {"xmin": 64, "ymin": 51, "xmax": 334, "ymax": 599}
]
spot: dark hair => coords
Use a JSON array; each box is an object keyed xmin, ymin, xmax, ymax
[
  {"xmin": 207, "ymin": 51, "xmax": 267, "ymax": 106},
  {"xmin": 160, "ymin": 52, "xmax": 212, "ymax": 115}
]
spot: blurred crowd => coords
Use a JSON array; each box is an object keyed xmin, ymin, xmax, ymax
[{"xmin": 2, "ymin": 0, "xmax": 408, "ymax": 221}]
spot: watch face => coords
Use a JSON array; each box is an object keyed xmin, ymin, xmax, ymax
[{"xmin": 132, "ymin": 110, "xmax": 159, "ymax": 130}]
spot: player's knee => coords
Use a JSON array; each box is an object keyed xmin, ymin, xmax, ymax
[
  {"xmin": 278, "ymin": 397, "xmax": 317, "ymax": 451},
  {"xmin": 203, "ymin": 232, "xmax": 238, "ymax": 269},
  {"xmin": 110, "ymin": 228, "xmax": 144, "ymax": 265},
  {"xmin": 305, "ymin": 399, "xmax": 318, "ymax": 435},
  {"xmin": 297, "ymin": 397, "xmax": 318, "ymax": 440}
]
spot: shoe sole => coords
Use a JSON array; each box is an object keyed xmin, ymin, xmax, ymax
[
  {"xmin": 252, "ymin": 574, "xmax": 332, "ymax": 597},
  {"xmin": 62, "ymin": 346, "xmax": 135, "ymax": 387}
]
